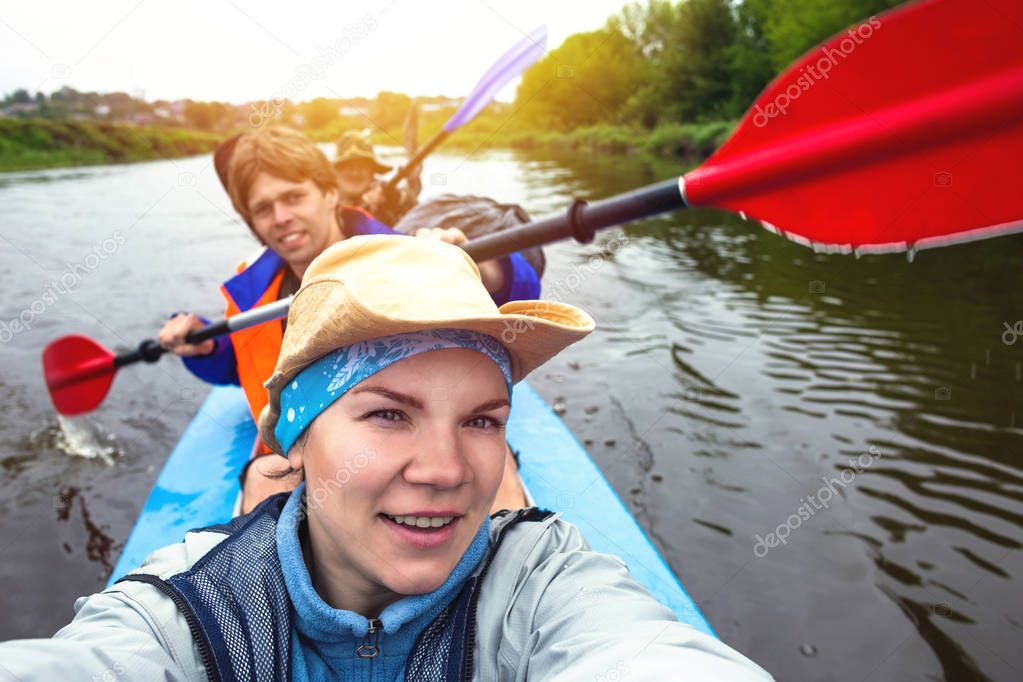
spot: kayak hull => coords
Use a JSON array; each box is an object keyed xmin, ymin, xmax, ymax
[{"xmin": 109, "ymin": 383, "xmax": 714, "ymax": 636}]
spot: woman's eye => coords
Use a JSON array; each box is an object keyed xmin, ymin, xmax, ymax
[
  {"xmin": 287, "ymin": 192, "xmax": 303, "ymax": 203},
  {"xmin": 367, "ymin": 409, "xmax": 405, "ymax": 423},
  {"xmin": 467, "ymin": 415, "xmax": 504, "ymax": 430}
]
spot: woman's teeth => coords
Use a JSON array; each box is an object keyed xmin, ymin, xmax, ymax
[
  {"xmin": 385, "ymin": 514, "xmax": 454, "ymax": 529},
  {"xmin": 280, "ymin": 232, "xmax": 302, "ymax": 244}
]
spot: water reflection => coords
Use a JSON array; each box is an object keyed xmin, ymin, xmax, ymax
[
  {"xmin": 55, "ymin": 486, "xmax": 116, "ymax": 571},
  {"xmin": 512, "ymin": 147, "xmax": 1022, "ymax": 680}
]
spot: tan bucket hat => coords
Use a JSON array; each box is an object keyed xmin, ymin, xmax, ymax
[
  {"xmin": 333, "ymin": 130, "xmax": 391, "ymax": 174},
  {"xmin": 258, "ymin": 234, "xmax": 594, "ymax": 454}
]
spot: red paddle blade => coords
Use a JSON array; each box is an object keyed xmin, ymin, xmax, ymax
[
  {"xmin": 683, "ymin": 0, "xmax": 1023, "ymax": 253},
  {"xmin": 42, "ymin": 335, "xmax": 117, "ymax": 416}
]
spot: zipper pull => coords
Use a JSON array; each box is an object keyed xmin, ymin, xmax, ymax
[{"xmin": 355, "ymin": 618, "xmax": 381, "ymax": 659}]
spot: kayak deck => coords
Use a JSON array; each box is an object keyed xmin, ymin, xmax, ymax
[{"xmin": 108, "ymin": 383, "xmax": 714, "ymax": 636}]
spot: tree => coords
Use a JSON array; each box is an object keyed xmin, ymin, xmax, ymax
[
  {"xmin": 370, "ymin": 91, "xmax": 411, "ymax": 131},
  {"xmin": 727, "ymin": 0, "xmax": 776, "ymax": 117},
  {"xmin": 608, "ymin": 1, "xmax": 675, "ymax": 127},
  {"xmin": 183, "ymin": 100, "xmax": 231, "ymax": 130},
  {"xmin": 665, "ymin": 0, "xmax": 737, "ymax": 121},
  {"xmin": 763, "ymin": 0, "xmax": 902, "ymax": 71},
  {"xmin": 513, "ymin": 27, "xmax": 645, "ymax": 131},
  {"xmin": 301, "ymin": 97, "xmax": 340, "ymax": 130}
]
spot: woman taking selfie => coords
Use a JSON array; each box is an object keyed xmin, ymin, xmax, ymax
[{"xmin": 0, "ymin": 236, "xmax": 771, "ymax": 680}]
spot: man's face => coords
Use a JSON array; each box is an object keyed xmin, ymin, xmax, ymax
[
  {"xmin": 336, "ymin": 159, "xmax": 375, "ymax": 202},
  {"xmin": 247, "ymin": 173, "xmax": 341, "ymax": 274}
]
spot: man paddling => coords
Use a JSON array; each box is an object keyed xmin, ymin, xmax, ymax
[
  {"xmin": 158, "ymin": 127, "xmax": 538, "ymax": 512},
  {"xmin": 334, "ymin": 129, "xmax": 419, "ymax": 225}
]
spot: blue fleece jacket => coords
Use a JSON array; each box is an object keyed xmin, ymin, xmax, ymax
[{"xmin": 275, "ymin": 485, "xmax": 489, "ymax": 681}]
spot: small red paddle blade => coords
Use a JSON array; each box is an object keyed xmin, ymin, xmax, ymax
[
  {"xmin": 42, "ymin": 335, "xmax": 117, "ymax": 416},
  {"xmin": 684, "ymin": 0, "xmax": 1023, "ymax": 253}
]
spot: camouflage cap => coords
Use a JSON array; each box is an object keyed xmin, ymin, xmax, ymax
[{"xmin": 333, "ymin": 130, "xmax": 391, "ymax": 174}]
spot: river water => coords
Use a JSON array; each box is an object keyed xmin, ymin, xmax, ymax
[{"xmin": 0, "ymin": 147, "xmax": 1020, "ymax": 681}]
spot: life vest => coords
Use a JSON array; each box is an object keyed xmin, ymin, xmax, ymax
[
  {"xmin": 222, "ymin": 256, "xmax": 285, "ymax": 425},
  {"xmin": 118, "ymin": 494, "xmax": 551, "ymax": 681}
]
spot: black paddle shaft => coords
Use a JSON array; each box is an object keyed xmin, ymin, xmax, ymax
[
  {"xmin": 111, "ymin": 177, "xmax": 686, "ymax": 371},
  {"xmin": 463, "ymin": 178, "xmax": 687, "ymax": 263},
  {"xmin": 112, "ymin": 318, "xmax": 233, "ymax": 369}
]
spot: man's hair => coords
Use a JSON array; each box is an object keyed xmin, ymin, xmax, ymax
[{"xmin": 228, "ymin": 127, "xmax": 338, "ymax": 223}]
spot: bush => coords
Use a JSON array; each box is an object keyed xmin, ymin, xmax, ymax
[{"xmin": 0, "ymin": 118, "xmax": 225, "ymax": 172}]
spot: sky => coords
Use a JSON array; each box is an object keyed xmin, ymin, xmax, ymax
[{"xmin": 0, "ymin": 0, "xmax": 631, "ymax": 103}]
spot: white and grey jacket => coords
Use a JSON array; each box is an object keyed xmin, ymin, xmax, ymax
[{"xmin": 0, "ymin": 506, "xmax": 773, "ymax": 681}]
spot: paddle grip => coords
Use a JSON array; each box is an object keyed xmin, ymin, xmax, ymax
[
  {"xmin": 463, "ymin": 178, "xmax": 686, "ymax": 262},
  {"xmin": 186, "ymin": 319, "xmax": 231, "ymax": 345},
  {"xmin": 114, "ymin": 339, "xmax": 165, "ymax": 367}
]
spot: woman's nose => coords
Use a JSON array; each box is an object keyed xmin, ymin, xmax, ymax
[{"xmin": 402, "ymin": 429, "xmax": 471, "ymax": 489}]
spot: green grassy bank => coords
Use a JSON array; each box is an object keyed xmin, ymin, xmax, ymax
[
  {"xmin": 0, "ymin": 119, "xmax": 225, "ymax": 172},
  {"xmin": 444, "ymin": 121, "xmax": 736, "ymax": 158},
  {"xmin": 310, "ymin": 110, "xmax": 736, "ymax": 161},
  {"xmin": 2, "ymin": 116, "xmax": 735, "ymax": 174}
]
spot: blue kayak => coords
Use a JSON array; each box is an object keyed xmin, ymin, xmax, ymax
[{"xmin": 107, "ymin": 382, "xmax": 714, "ymax": 636}]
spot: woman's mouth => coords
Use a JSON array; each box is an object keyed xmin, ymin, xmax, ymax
[
  {"xmin": 382, "ymin": 514, "xmax": 455, "ymax": 529},
  {"xmin": 379, "ymin": 513, "xmax": 461, "ymax": 548}
]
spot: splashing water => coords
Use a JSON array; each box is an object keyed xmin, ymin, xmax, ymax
[
  {"xmin": 32, "ymin": 416, "xmax": 119, "ymax": 465},
  {"xmin": 55, "ymin": 416, "xmax": 117, "ymax": 464}
]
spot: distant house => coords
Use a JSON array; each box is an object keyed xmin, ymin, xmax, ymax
[
  {"xmin": 131, "ymin": 112, "xmax": 158, "ymax": 125},
  {"xmin": 0, "ymin": 101, "xmax": 41, "ymax": 117},
  {"xmin": 168, "ymin": 100, "xmax": 187, "ymax": 123},
  {"xmin": 421, "ymin": 99, "xmax": 459, "ymax": 112}
]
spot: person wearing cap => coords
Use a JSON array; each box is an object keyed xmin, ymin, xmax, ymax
[
  {"xmin": 0, "ymin": 236, "xmax": 772, "ymax": 682},
  {"xmin": 157, "ymin": 127, "xmax": 541, "ymax": 513},
  {"xmin": 334, "ymin": 129, "xmax": 418, "ymax": 225}
]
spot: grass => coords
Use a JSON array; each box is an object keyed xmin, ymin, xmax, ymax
[
  {"xmin": 357, "ymin": 118, "xmax": 736, "ymax": 160},
  {"xmin": 1, "ymin": 115, "xmax": 736, "ymax": 174},
  {"xmin": 0, "ymin": 119, "xmax": 225, "ymax": 172}
]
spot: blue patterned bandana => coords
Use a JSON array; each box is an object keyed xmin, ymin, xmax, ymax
[{"xmin": 275, "ymin": 329, "xmax": 513, "ymax": 454}]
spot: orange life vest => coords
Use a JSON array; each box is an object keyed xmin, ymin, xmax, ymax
[{"xmin": 222, "ymin": 266, "xmax": 285, "ymax": 425}]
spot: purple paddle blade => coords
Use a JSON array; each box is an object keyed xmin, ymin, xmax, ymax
[{"xmin": 443, "ymin": 25, "xmax": 548, "ymax": 133}]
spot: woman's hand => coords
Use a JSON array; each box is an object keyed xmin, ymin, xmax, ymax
[
  {"xmin": 414, "ymin": 227, "xmax": 505, "ymax": 293},
  {"xmin": 157, "ymin": 313, "xmax": 215, "ymax": 357}
]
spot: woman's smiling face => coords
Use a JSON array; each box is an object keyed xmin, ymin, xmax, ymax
[{"xmin": 289, "ymin": 348, "xmax": 510, "ymax": 614}]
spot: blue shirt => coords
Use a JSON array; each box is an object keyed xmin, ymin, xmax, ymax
[{"xmin": 275, "ymin": 485, "xmax": 490, "ymax": 681}]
